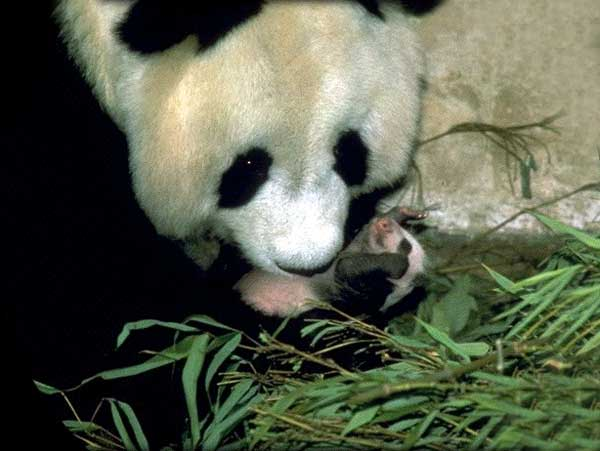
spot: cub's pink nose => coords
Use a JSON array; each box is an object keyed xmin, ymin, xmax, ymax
[{"xmin": 374, "ymin": 217, "xmax": 393, "ymax": 234}]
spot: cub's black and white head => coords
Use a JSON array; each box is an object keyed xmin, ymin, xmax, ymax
[{"xmin": 56, "ymin": 0, "xmax": 440, "ymax": 277}]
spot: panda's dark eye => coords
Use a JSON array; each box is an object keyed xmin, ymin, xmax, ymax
[
  {"xmin": 218, "ymin": 148, "xmax": 272, "ymax": 208},
  {"xmin": 333, "ymin": 130, "xmax": 368, "ymax": 186}
]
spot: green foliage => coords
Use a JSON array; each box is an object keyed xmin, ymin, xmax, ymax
[
  {"xmin": 241, "ymin": 215, "xmax": 600, "ymax": 451},
  {"xmin": 37, "ymin": 215, "xmax": 600, "ymax": 450}
]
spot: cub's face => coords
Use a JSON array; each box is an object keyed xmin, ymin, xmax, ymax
[{"xmin": 57, "ymin": 1, "xmax": 426, "ymax": 276}]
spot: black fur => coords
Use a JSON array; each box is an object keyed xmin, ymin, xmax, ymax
[
  {"xmin": 397, "ymin": 0, "xmax": 445, "ymax": 16},
  {"xmin": 400, "ymin": 237, "xmax": 412, "ymax": 253},
  {"xmin": 218, "ymin": 148, "xmax": 272, "ymax": 208},
  {"xmin": 337, "ymin": 253, "xmax": 409, "ymax": 281},
  {"xmin": 335, "ymin": 266, "xmax": 398, "ymax": 315},
  {"xmin": 343, "ymin": 177, "xmax": 407, "ymax": 246},
  {"xmin": 358, "ymin": 0, "xmax": 444, "ymax": 19},
  {"xmin": 357, "ymin": 0, "xmax": 384, "ymax": 19},
  {"xmin": 118, "ymin": 0, "xmax": 442, "ymax": 54},
  {"xmin": 117, "ymin": 0, "xmax": 264, "ymax": 54},
  {"xmin": 333, "ymin": 130, "xmax": 369, "ymax": 187}
]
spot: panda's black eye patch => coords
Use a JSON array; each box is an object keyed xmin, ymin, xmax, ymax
[
  {"xmin": 333, "ymin": 130, "xmax": 369, "ymax": 187},
  {"xmin": 218, "ymin": 148, "xmax": 272, "ymax": 209}
]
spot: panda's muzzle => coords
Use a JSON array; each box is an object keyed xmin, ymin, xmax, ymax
[{"xmin": 277, "ymin": 258, "xmax": 336, "ymax": 277}]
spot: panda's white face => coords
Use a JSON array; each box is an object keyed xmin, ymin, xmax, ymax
[
  {"xmin": 56, "ymin": 0, "xmax": 427, "ymax": 276},
  {"xmin": 217, "ymin": 156, "xmax": 350, "ymax": 274}
]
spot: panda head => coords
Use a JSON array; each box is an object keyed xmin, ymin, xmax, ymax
[{"xmin": 56, "ymin": 0, "xmax": 441, "ymax": 276}]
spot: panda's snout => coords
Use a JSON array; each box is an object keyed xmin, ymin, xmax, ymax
[{"xmin": 271, "ymin": 222, "xmax": 343, "ymax": 275}]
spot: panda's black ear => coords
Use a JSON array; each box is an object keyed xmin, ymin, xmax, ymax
[
  {"xmin": 357, "ymin": 0, "xmax": 384, "ymax": 19},
  {"xmin": 395, "ymin": 0, "xmax": 445, "ymax": 16},
  {"xmin": 117, "ymin": 0, "xmax": 264, "ymax": 54},
  {"xmin": 358, "ymin": 0, "xmax": 444, "ymax": 19}
]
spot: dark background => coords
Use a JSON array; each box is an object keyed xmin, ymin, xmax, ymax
[{"xmin": 11, "ymin": 3, "xmax": 253, "ymax": 448}]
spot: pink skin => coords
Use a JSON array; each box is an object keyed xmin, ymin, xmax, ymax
[
  {"xmin": 235, "ymin": 207, "xmax": 426, "ymax": 317},
  {"xmin": 368, "ymin": 217, "xmax": 404, "ymax": 254},
  {"xmin": 234, "ymin": 270, "xmax": 317, "ymax": 317}
]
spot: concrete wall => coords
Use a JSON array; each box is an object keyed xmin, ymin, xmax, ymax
[{"xmin": 398, "ymin": 0, "xmax": 600, "ymax": 236}]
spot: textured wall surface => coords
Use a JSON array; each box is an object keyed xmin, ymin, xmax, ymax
[{"xmin": 399, "ymin": 0, "xmax": 600, "ymax": 235}]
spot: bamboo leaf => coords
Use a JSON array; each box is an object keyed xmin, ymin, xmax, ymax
[
  {"xmin": 457, "ymin": 342, "xmax": 490, "ymax": 357},
  {"xmin": 471, "ymin": 372, "xmax": 532, "ymax": 388},
  {"xmin": 310, "ymin": 325, "xmax": 345, "ymax": 347},
  {"xmin": 468, "ymin": 394, "xmax": 547, "ymax": 420},
  {"xmin": 214, "ymin": 379, "xmax": 256, "ymax": 425},
  {"xmin": 556, "ymin": 294, "xmax": 600, "ymax": 348},
  {"xmin": 109, "ymin": 399, "xmax": 138, "ymax": 451},
  {"xmin": 388, "ymin": 334, "xmax": 431, "ymax": 349},
  {"xmin": 203, "ymin": 393, "xmax": 262, "ymax": 451},
  {"xmin": 531, "ymin": 212, "xmax": 600, "ymax": 249},
  {"xmin": 205, "ymin": 333, "xmax": 242, "ymax": 397},
  {"xmin": 388, "ymin": 418, "xmax": 421, "ymax": 432},
  {"xmin": 520, "ymin": 160, "xmax": 532, "ymax": 199},
  {"xmin": 576, "ymin": 329, "xmax": 600, "ymax": 355},
  {"xmin": 512, "ymin": 266, "xmax": 577, "ymax": 290},
  {"xmin": 416, "ymin": 318, "xmax": 471, "ymax": 362},
  {"xmin": 403, "ymin": 409, "xmax": 439, "ymax": 449},
  {"xmin": 381, "ymin": 395, "xmax": 430, "ymax": 412},
  {"xmin": 433, "ymin": 275, "xmax": 478, "ymax": 336},
  {"xmin": 468, "ymin": 415, "xmax": 504, "ymax": 450},
  {"xmin": 116, "ymin": 319, "xmax": 199, "ymax": 349},
  {"xmin": 34, "ymin": 381, "xmax": 62, "ymax": 395},
  {"xmin": 182, "ymin": 334, "xmax": 211, "ymax": 449},
  {"xmin": 250, "ymin": 387, "xmax": 307, "ymax": 448},
  {"xmin": 300, "ymin": 320, "xmax": 328, "ymax": 337},
  {"xmin": 482, "ymin": 264, "xmax": 518, "ymax": 294},
  {"xmin": 341, "ymin": 405, "xmax": 379, "ymax": 436},
  {"xmin": 505, "ymin": 265, "xmax": 579, "ymax": 339},
  {"xmin": 184, "ymin": 315, "xmax": 240, "ymax": 333},
  {"xmin": 113, "ymin": 400, "xmax": 150, "ymax": 451},
  {"xmin": 62, "ymin": 421, "xmax": 102, "ymax": 433},
  {"xmin": 76, "ymin": 336, "xmax": 197, "ymax": 388}
]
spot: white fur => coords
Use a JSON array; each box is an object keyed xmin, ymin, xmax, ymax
[
  {"xmin": 380, "ymin": 227, "xmax": 425, "ymax": 312},
  {"xmin": 55, "ymin": 0, "xmax": 426, "ymax": 274}
]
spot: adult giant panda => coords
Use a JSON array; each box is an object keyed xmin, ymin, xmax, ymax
[
  {"xmin": 55, "ymin": 0, "xmax": 440, "ymax": 298},
  {"xmin": 16, "ymin": 1, "xmax": 441, "ymax": 447}
]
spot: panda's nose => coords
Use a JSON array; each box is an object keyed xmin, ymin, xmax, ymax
[{"xmin": 277, "ymin": 258, "xmax": 335, "ymax": 277}]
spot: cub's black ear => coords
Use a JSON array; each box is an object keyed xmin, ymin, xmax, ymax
[{"xmin": 117, "ymin": 0, "xmax": 264, "ymax": 54}]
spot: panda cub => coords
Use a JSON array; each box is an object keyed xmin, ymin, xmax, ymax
[{"xmin": 236, "ymin": 207, "xmax": 427, "ymax": 317}]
